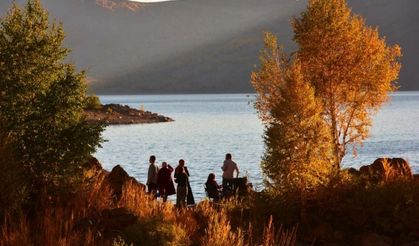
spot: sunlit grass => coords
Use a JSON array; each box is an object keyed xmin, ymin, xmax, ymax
[{"xmin": 0, "ymin": 169, "xmax": 297, "ymax": 246}]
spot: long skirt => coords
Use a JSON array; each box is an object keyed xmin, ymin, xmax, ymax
[{"xmin": 176, "ymin": 185, "xmax": 188, "ymax": 208}]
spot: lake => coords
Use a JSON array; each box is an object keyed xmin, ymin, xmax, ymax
[{"xmin": 95, "ymin": 93, "xmax": 419, "ymax": 201}]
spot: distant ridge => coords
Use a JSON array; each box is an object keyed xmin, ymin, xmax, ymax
[{"xmin": 1, "ymin": 0, "xmax": 418, "ymax": 93}]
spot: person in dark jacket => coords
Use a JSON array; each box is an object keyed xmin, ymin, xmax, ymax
[
  {"xmin": 157, "ymin": 162, "xmax": 176, "ymax": 202},
  {"xmin": 205, "ymin": 173, "xmax": 221, "ymax": 202},
  {"xmin": 174, "ymin": 159, "xmax": 195, "ymax": 206},
  {"xmin": 174, "ymin": 161, "xmax": 189, "ymax": 208}
]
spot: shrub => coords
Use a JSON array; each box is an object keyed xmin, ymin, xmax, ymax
[
  {"xmin": 122, "ymin": 216, "xmax": 189, "ymax": 246},
  {"xmin": 85, "ymin": 95, "xmax": 103, "ymax": 110}
]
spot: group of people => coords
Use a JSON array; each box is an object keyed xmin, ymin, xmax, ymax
[
  {"xmin": 146, "ymin": 153, "xmax": 240, "ymax": 207},
  {"xmin": 147, "ymin": 155, "xmax": 193, "ymax": 207}
]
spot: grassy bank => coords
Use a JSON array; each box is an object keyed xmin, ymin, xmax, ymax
[{"xmin": 1, "ymin": 160, "xmax": 418, "ymax": 246}]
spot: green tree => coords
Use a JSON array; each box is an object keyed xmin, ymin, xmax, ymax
[
  {"xmin": 293, "ymin": 0, "xmax": 401, "ymax": 168},
  {"xmin": 252, "ymin": 33, "xmax": 334, "ymax": 194},
  {"xmin": 85, "ymin": 95, "xmax": 103, "ymax": 110},
  {"xmin": 0, "ymin": 0, "xmax": 103, "ymax": 193}
]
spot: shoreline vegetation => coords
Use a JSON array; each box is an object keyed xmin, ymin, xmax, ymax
[
  {"xmin": 84, "ymin": 95, "xmax": 173, "ymax": 125},
  {"xmin": 1, "ymin": 0, "xmax": 418, "ymax": 245},
  {"xmin": 84, "ymin": 103, "xmax": 173, "ymax": 125},
  {"xmin": 2, "ymin": 156, "xmax": 418, "ymax": 245}
]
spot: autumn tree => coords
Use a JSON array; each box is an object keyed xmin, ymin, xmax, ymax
[
  {"xmin": 293, "ymin": 0, "xmax": 401, "ymax": 168},
  {"xmin": 0, "ymin": 0, "xmax": 103, "ymax": 194},
  {"xmin": 252, "ymin": 33, "xmax": 334, "ymax": 194}
]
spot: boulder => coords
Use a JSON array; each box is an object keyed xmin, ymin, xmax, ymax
[
  {"xmin": 359, "ymin": 158, "xmax": 413, "ymax": 184},
  {"xmin": 106, "ymin": 165, "xmax": 146, "ymax": 201},
  {"xmin": 388, "ymin": 158, "xmax": 413, "ymax": 180},
  {"xmin": 83, "ymin": 156, "xmax": 106, "ymax": 180}
]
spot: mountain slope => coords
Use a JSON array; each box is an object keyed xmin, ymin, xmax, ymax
[{"xmin": 1, "ymin": 0, "xmax": 418, "ymax": 93}]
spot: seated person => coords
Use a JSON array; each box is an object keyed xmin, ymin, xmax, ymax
[{"xmin": 205, "ymin": 173, "xmax": 221, "ymax": 202}]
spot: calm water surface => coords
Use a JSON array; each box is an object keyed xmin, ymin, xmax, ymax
[{"xmin": 95, "ymin": 93, "xmax": 419, "ymax": 201}]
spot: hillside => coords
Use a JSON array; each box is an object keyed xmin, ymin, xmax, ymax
[{"xmin": 1, "ymin": 0, "xmax": 418, "ymax": 93}]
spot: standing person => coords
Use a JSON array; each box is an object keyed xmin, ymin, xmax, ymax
[
  {"xmin": 174, "ymin": 159, "xmax": 189, "ymax": 208},
  {"xmin": 157, "ymin": 162, "xmax": 176, "ymax": 202},
  {"xmin": 175, "ymin": 159, "xmax": 195, "ymax": 206},
  {"xmin": 221, "ymin": 153, "xmax": 239, "ymax": 193},
  {"xmin": 147, "ymin": 155, "xmax": 159, "ymax": 197}
]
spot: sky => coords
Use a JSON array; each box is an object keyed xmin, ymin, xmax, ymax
[{"xmin": 0, "ymin": 0, "xmax": 418, "ymax": 94}]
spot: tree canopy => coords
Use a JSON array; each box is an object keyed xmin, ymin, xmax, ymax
[
  {"xmin": 252, "ymin": 33, "xmax": 334, "ymax": 194},
  {"xmin": 253, "ymin": 1, "xmax": 401, "ymax": 188},
  {"xmin": 293, "ymin": 0, "xmax": 401, "ymax": 167},
  {"xmin": 0, "ymin": 0, "xmax": 103, "ymax": 193}
]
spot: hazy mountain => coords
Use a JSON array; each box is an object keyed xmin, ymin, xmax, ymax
[{"xmin": 1, "ymin": 0, "xmax": 418, "ymax": 94}]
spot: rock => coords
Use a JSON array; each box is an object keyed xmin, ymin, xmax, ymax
[
  {"xmin": 106, "ymin": 165, "xmax": 146, "ymax": 201},
  {"xmin": 347, "ymin": 167, "xmax": 360, "ymax": 176},
  {"xmin": 359, "ymin": 158, "xmax": 413, "ymax": 184},
  {"xmin": 158, "ymin": 115, "xmax": 167, "ymax": 122},
  {"xmin": 85, "ymin": 156, "xmax": 104, "ymax": 170},
  {"xmin": 84, "ymin": 103, "xmax": 173, "ymax": 125},
  {"xmin": 83, "ymin": 156, "xmax": 106, "ymax": 180},
  {"xmin": 74, "ymin": 162, "xmax": 144, "ymax": 239},
  {"xmin": 388, "ymin": 158, "xmax": 413, "ymax": 180}
]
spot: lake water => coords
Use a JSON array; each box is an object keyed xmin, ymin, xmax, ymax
[{"xmin": 95, "ymin": 93, "xmax": 419, "ymax": 201}]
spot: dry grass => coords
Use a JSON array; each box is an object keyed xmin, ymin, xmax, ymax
[{"xmin": 0, "ymin": 169, "xmax": 298, "ymax": 246}]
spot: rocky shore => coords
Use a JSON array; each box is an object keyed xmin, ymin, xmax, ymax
[{"xmin": 84, "ymin": 104, "xmax": 173, "ymax": 125}]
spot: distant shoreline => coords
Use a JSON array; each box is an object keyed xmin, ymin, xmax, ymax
[
  {"xmin": 94, "ymin": 91, "xmax": 419, "ymax": 96},
  {"xmin": 84, "ymin": 104, "xmax": 173, "ymax": 125},
  {"xmin": 96, "ymin": 92, "xmax": 257, "ymax": 96}
]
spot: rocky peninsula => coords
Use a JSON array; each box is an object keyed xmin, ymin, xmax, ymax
[{"xmin": 84, "ymin": 104, "xmax": 173, "ymax": 125}]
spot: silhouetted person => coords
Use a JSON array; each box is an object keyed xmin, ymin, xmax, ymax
[
  {"xmin": 157, "ymin": 162, "xmax": 176, "ymax": 202},
  {"xmin": 205, "ymin": 173, "xmax": 221, "ymax": 202},
  {"xmin": 174, "ymin": 159, "xmax": 189, "ymax": 208},
  {"xmin": 221, "ymin": 153, "xmax": 239, "ymax": 193},
  {"xmin": 147, "ymin": 155, "xmax": 159, "ymax": 197}
]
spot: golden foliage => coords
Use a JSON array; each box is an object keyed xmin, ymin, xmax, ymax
[
  {"xmin": 293, "ymin": 0, "xmax": 402, "ymax": 166},
  {"xmin": 252, "ymin": 33, "xmax": 334, "ymax": 194},
  {"xmin": 251, "ymin": 32, "xmax": 286, "ymax": 123}
]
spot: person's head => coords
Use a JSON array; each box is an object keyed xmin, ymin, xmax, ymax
[
  {"xmin": 207, "ymin": 173, "xmax": 215, "ymax": 183},
  {"xmin": 178, "ymin": 159, "xmax": 185, "ymax": 167},
  {"xmin": 161, "ymin": 161, "xmax": 167, "ymax": 168},
  {"xmin": 149, "ymin": 155, "xmax": 156, "ymax": 164},
  {"xmin": 225, "ymin": 153, "xmax": 232, "ymax": 160}
]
